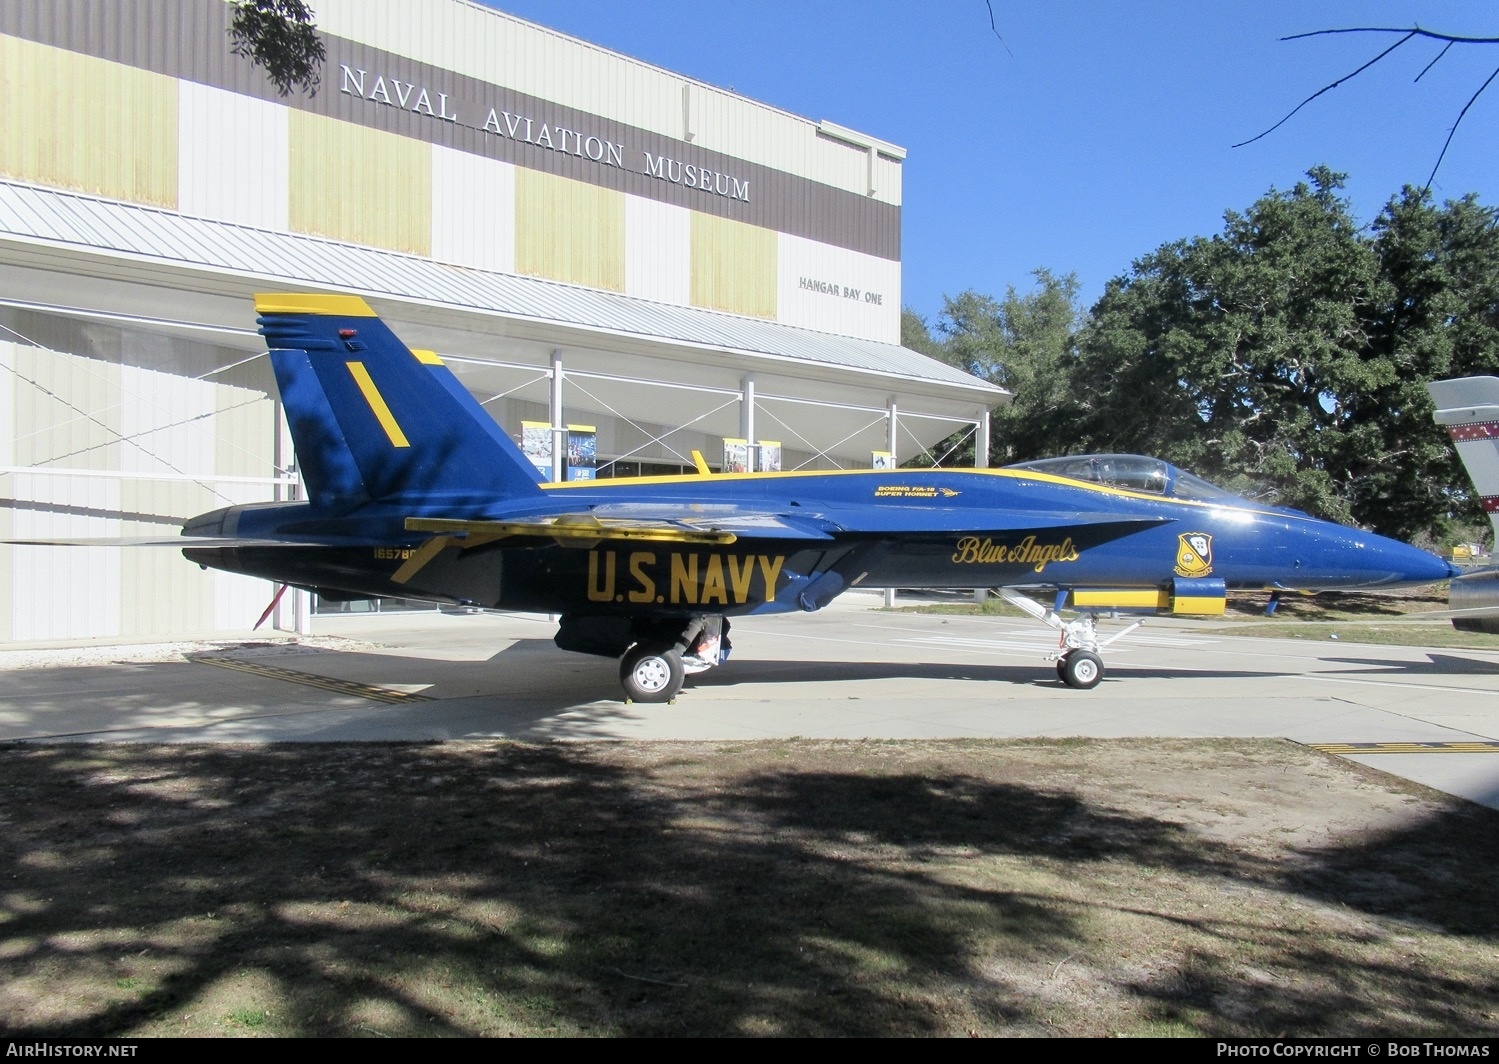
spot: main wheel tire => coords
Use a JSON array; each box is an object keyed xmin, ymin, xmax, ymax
[
  {"xmin": 1060, "ymin": 650, "xmax": 1103, "ymax": 690},
  {"xmin": 620, "ymin": 642, "xmax": 685, "ymax": 703},
  {"xmin": 1056, "ymin": 659, "xmax": 1069, "ymax": 680}
]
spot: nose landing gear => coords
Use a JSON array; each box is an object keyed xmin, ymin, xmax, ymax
[{"xmin": 1000, "ymin": 589, "xmax": 1141, "ymax": 689}]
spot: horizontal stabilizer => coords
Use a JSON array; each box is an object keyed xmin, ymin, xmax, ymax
[{"xmin": 3, "ymin": 534, "xmax": 341, "ymax": 548}]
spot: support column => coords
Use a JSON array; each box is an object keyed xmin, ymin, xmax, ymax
[
  {"xmin": 885, "ymin": 396, "xmax": 898, "ymax": 607},
  {"xmin": 741, "ymin": 373, "xmax": 756, "ymax": 470},
  {"xmin": 550, "ymin": 349, "xmax": 565, "ymax": 483}
]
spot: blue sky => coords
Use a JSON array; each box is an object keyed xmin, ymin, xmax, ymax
[{"xmin": 484, "ymin": 2, "xmax": 1498, "ymax": 324}]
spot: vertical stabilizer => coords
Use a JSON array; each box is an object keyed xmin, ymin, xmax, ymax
[
  {"xmin": 1429, "ymin": 376, "xmax": 1499, "ymax": 545},
  {"xmin": 256, "ymin": 294, "xmax": 545, "ymax": 510}
]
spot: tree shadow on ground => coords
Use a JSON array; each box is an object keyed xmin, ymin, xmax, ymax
[{"xmin": 0, "ymin": 742, "xmax": 1495, "ymax": 1037}]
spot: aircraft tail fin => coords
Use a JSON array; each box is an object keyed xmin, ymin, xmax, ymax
[
  {"xmin": 256, "ymin": 294, "xmax": 545, "ymax": 510},
  {"xmin": 1429, "ymin": 375, "xmax": 1499, "ymax": 544}
]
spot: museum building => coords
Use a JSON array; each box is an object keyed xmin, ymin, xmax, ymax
[{"xmin": 0, "ymin": 0, "xmax": 1003, "ymax": 642}]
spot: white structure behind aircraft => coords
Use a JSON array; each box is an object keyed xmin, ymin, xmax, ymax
[{"xmin": 1429, "ymin": 376, "xmax": 1499, "ymax": 632}]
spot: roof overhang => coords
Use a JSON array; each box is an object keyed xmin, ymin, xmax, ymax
[{"xmin": 0, "ymin": 180, "xmax": 1006, "ymax": 462}]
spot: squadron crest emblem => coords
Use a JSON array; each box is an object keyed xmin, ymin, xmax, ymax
[{"xmin": 1174, "ymin": 532, "xmax": 1213, "ymax": 577}]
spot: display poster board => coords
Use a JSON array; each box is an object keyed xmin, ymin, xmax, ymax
[
  {"xmin": 871, "ymin": 450, "xmax": 895, "ymax": 470},
  {"xmin": 566, "ymin": 424, "xmax": 597, "ymax": 480},
  {"xmin": 723, "ymin": 438, "xmax": 751, "ymax": 474},
  {"xmin": 757, "ymin": 440, "xmax": 782, "ymax": 472},
  {"xmin": 521, "ymin": 421, "xmax": 552, "ymax": 477}
]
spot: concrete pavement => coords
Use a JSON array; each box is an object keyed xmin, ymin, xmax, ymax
[{"xmin": 3, "ymin": 594, "xmax": 1498, "ymax": 809}]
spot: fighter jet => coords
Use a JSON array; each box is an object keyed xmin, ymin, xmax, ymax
[{"xmin": 15, "ymin": 294, "xmax": 1461, "ymax": 701}]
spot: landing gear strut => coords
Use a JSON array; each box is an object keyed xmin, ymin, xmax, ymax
[{"xmin": 1000, "ymin": 589, "xmax": 1140, "ymax": 689}]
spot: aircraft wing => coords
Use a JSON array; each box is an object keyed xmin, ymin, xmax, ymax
[
  {"xmin": 408, "ymin": 509, "xmax": 1167, "ymax": 545},
  {"xmin": 798, "ymin": 509, "xmax": 1173, "ymax": 536},
  {"xmin": 406, "ymin": 515, "xmax": 738, "ymax": 546},
  {"xmin": 406, "ymin": 508, "xmax": 850, "ymax": 544}
]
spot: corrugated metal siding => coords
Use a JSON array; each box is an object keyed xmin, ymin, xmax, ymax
[
  {"xmin": 178, "ymin": 81, "xmax": 289, "ymax": 231},
  {"xmin": 216, "ymin": 376, "xmax": 280, "ymax": 630},
  {"xmin": 0, "ymin": 339, "xmax": 13, "ymax": 642},
  {"xmin": 776, "ymin": 232, "xmax": 901, "ymax": 343},
  {"xmin": 9, "ymin": 472, "xmax": 123, "ymax": 641},
  {"xmin": 0, "ymin": 180, "xmax": 999, "ymax": 393},
  {"xmin": 9, "ymin": 345, "xmax": 124, "ymax": 640},
  {"xmin": 14, "ymin": 343, "xmax": 120, "ymax": 472},
  {"xmin": 0, "ymin": 316, "xmax": 284, "ymax": 643},
  {"xmin": 289, "ymin": 111, "xmax": 432, "ymax": 255},
  {"xmin": 431, "ymin": 145, "xmax": 516, "ymax": 274},
  {"xmin": 116, "ymin": 363, "xmax": 217, "ymax": 638},
  {"xmin": 0, "ymin": 33, "xmax": 178, "ymax": 208},
  {"xmin": 1, "ymin": 1, "xmax": 901, "ymax": 263},
  {"xmin": 313, "ymin": 0, "xmax": 902, "ymax": 205},
  {"xmin": 690, "ymin": 211, "xmax": 777, "ymax": 320},
  {"xmin": 513, "ymin": 168, "xmax": 625, "ymax": 292},
  {"xmin": 625, "ymin": 195, "xmax": 690, "ymax": 305}
]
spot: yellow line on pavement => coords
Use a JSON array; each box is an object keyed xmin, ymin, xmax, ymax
[
  {"xmin": 1308, "ymin": 741, "xmax": 1499, "ymax": 755},
  {"xmin": 194, "ymin": 656, "xmax": 432, "ymax": 705}
]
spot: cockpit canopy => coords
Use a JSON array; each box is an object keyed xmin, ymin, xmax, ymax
[{"xmin": 1005, "ymin": 454, "xmax": 1245, "ymax": 504}]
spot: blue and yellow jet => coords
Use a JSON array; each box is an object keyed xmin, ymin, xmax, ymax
[{"xmin": 174, "ymin": 294, "xmax": 1458, "ymax": 700}]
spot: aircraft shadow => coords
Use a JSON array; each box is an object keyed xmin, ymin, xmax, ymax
[
  {"xmin": 1321, "ymin": 652, "xmax": 1499, "ymax": 677},
  {"xmin": 689, "ymin": 658, "xmax": 1285, "ymax": 691}
]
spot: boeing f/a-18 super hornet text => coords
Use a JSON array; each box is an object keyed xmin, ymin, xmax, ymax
[{"xmin": 21, "ymin": 294, "xmax": 1462, "ymax": 702}]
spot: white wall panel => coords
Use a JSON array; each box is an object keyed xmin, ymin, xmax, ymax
[
  {"xmin": 7, "ymin": 341, "xmax": 125, "ymax": 641},
  {"xmin": 9, "ymin": 472, "xmax": 122, "ymax": 641},
  {"xmin": 116, "ymin": 363, "xmax": 219, "ymax": 637},
  {"xmin": 431, "ymin": 145, "xmax": 516, "ymax": 274},
  {"xmin": 214, "ymin": 567, "xmax": 275, "ymax": 632},
  {"xmin": 777, "ymin": 233, "xmax": 901, "ymax": 344},
  {"xmin": 177, "ymin": 81, "xmax": 289, "ymax": 230},
  {"xmin": 624, "ymin": 194, "xmax": 690, "ymax": 306},
  {"xmin": 1, "ymin": 333, "xmax": 284, "ymax": 644},
  {"xmin": 0, "ymin": 340, "xmax": 13, "ymax": 642},
  {"xmin": 213, "ymin": 381, "xmax": 279, "ymax": 632}
]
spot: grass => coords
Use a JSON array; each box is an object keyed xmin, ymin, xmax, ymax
[{"xmin": 2, "ymin": 739, "xmax": 1496, "ymax": 1038}]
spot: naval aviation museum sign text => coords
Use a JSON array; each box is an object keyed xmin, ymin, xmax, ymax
[{"xmin": 340, "ymin": 64, "xmax": 751, "ymax": 203}]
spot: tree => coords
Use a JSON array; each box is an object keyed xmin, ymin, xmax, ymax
[
  {"xmin": 900, "ymin": 307, "xmax": 945, "ymax": 360},
  {"xmin": 903, "ymin": 271, "xmax": 1085, "ymax": 467},
  {"xmin": 1068, "ymin": 168, "xmax": 1499, "ymax": 540},
  {"xmin": 228, "ymin": 0, "xmax": 326, "ymax": 97},
  {"xmin": 975, "ymin": 270, "xmax": 1088, "ymax": 466},
  {"xmin": 1362, "ymin": 186, "xmax": 1499, "ymax": 538}
]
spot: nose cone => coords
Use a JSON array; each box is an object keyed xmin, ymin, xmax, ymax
[{"xmin": 1301, "ymin": 523, "xmax": 1460, "ymax": 588}]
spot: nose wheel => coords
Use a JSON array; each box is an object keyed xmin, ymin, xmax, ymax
[
  {"xmin": 1058, "ymin": 650, "xmax": 1103, "ymax": 690},
  {"xmin": 1001, "ymin": 589, "xmax": 1137, "ymax": 690}
]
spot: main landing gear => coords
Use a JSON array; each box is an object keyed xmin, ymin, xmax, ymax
[
  {"xmin": 620, "ymin": 642, "xmax": 686, "ymax": 703},
  {"xmin": 1000, "ymin": 589, "xmax": 1141, "ymax": 690},
  {"xmin": 619, "ymin": 615, "xmax": 731, "ymax": 704},
  {"xmin": 554, "ymin": 613, "xmax": 732, "ymax": 703}
]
